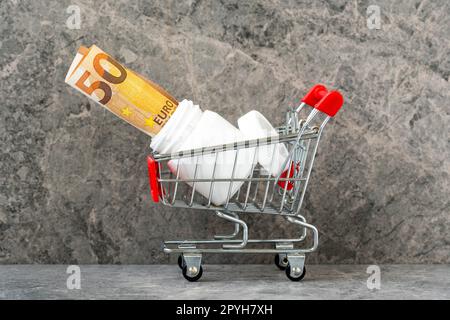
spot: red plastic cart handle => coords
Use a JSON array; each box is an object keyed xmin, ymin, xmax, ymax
[
  {"xmin": 301, "ymin": 84, "xmax": 344, "ymax": 117},
  {"xmin": 147, "ymin": 155, "xmax": 160, "ymax": 203}
]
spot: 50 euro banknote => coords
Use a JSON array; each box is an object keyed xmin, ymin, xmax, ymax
[{"xmin": 65, "ymin": 45, "xmax": 178, "ymax": 137}]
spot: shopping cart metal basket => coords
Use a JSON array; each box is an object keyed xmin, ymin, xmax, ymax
[{"xmin": 147, "ymin": 84, "xmax": 344, "ymax": 281}]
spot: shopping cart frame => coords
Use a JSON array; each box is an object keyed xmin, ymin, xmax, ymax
[{"xmin": 147, "ymin": 84, "xmax": 344, "ymax": 281}]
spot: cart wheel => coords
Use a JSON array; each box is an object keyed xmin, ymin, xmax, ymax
[
  {"xmin": 285, "ymin": 264, "xmax": 306, "ymax": 281},
  {"xmin": 274, "ymin": 254, "xmax": 289, "ymax": 270},
  {"xmin": 177, "ymin": 255, "xmax": 185, "ymax": 270},
  {"xmin": 182, "ymin": 265, "xmax": 203, "ymax": 282}
]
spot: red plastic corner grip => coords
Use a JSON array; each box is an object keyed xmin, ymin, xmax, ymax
[
  {"xmin": 147, "ymin": 155, "xmax": 160, "ymax": 203},
  {"xmin": 277, "ymin": 162, "xmax": 299, "ymax": 191},
  {"xmin": 301, "ymin": 84, "xmax": 344, "ymax": 117}
]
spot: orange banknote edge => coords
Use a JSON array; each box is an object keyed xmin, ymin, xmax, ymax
[{"xmin": 65, "ymin": 45, "xmax": 179, "ymax": 137}]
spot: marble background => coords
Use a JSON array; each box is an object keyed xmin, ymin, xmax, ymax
[{"xmin": 0, "ymin": 0, "xmax": 448, "ymax": 264}]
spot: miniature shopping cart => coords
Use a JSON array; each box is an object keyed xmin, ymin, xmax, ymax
[{"xmin": 147, "ymin": 84, "xmax": 344, "ymax": 281}]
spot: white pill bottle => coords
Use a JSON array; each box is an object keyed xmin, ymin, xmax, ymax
[
  {"xmin": 151, "ymin": 100, "xmax": 289, "ymax": 205},
  {"xmin": 150, "ymin": 100, "xmax": 255, "ymax": 205}
]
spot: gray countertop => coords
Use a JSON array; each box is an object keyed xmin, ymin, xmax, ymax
[{"xmin": 0, "ymin": 265, "xmax": 448, "ymax": 300}]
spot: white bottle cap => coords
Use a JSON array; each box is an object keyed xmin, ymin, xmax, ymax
[{"xmin": 150, "ymin": 99, "xmax": 202, "ymax": 154}]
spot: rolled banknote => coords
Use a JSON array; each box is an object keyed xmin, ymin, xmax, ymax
[{"xmin": 65, "ymin": 45, "xmax": 178, "ymax": 137}]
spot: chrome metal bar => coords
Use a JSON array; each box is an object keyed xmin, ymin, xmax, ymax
[
  {"xmin": 289, "ymin": 138, "xmax": 311, "ymax": 212},
  {"xmin": 170, "ymin": 159, "xmax": 181, "ymax": 205},
  {"xmin": 260, "ymin": 177, "xmax": 271, "ymax": 211},
  {"xmin": 261, "ymin": 142, "xmax": 279, "ymax": 210},
  {"xmin": 214, "ymin": 211, "xmax": 240, "ymax": 240},
  {"xmin": 287, "ymin": 214, "xmax": 307, "ymax": 242},
  {"xmin": 234, "ymin": 182, "xmax": 241, "ymax": 201},
  {"xmin": 243, "ymin": 148, "xmax": 258, "ymax": 210},
  {"xmin": 164, "ymin": 200, "xmax": 297, "ymax": 214},
  {"xmin": 279, "ymin": 151, "xmax": 294, "ymax": 212},
  {"xmin": 225, "ymin": 149, "xmax": 240, "ymax": 208},
  {"xmin": 296, "ymin": 116, "xmax": 330, "ymax": 214},
  {"xmin": 206, "ymin": 152, "xmax": 219, "ymax": 207},
  {"xmin": 153, "ymin": 130, "xmax": 319, "ymax": 161},
  {"xmin": 164, "ymin": 214, "xmax": 316, "ymax": 254},
  {"xmin": 164, "ymin": 247, "xmax": 311, "ymax": 254},
  {"xmin": 158, "ymin": 162, "xmax": 167, "ymax": 205},
  {"xmin": 286, "ymin": 216, "xmax": 318, "ymax": 252},
  {"xmin": 166, "ymin": 213, "xmax": 308, "ymax": 245},
  {"xmin": 188, "ymin": 157, "xmax": 200, "ymax": 207},
  {"xmin": 216, "ymin": 211, "xmax": 248, "ymax": 249},
  {"xmin": 295, "ymin": 102, "xmax": 306, "ymax": 114},
  {"xmin": 166, "ymin": 238, "xmax": 299, "ymax": 245},
  {"xmin": 159, "ymin": 177, "xmax": 306, "ymax": 183}
]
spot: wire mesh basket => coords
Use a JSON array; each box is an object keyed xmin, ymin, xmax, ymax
[{"xmin": 147, "ymin": 84, "xmax": 344, "ymax": 281}]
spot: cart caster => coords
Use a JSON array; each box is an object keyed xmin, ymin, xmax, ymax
[
  {"xmin": 285, "ymin": 254, "xmax": 306, "ymax": 281},
  {"xmin": 286, "ymin": 264, "xmax": 306, "ymax": 281},
  {"xmin": 182, "ymin": 265, "xmax": 203, "ymax": 282},
  {"xmin": 177, "ymin": 255, "xmax": 185, "ymax": 269},
  {"xmin": 274, "ymin": 254, "xmax": 289, "ymax": 270},
  {"xmin": 179, "ymin": 253, "xmax": 203, "ymax": 282}
]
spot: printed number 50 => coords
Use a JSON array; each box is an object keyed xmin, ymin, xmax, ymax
[{"xmin": 75, "ymin": 53, "xmax": 127, "ymax": 105}]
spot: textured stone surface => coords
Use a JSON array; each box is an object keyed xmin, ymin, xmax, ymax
[
  {"xmin": 0, "ymin": 265, "xmax": 449, "ymax": 299},
  {"xmin": 0, "ymin": 1, "xmax": 449, "ymax": 264}
]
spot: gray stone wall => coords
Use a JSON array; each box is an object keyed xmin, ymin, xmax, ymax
[{"xmin": 0, "ymin": 0, "xmax": 448, "ymax": 264}]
